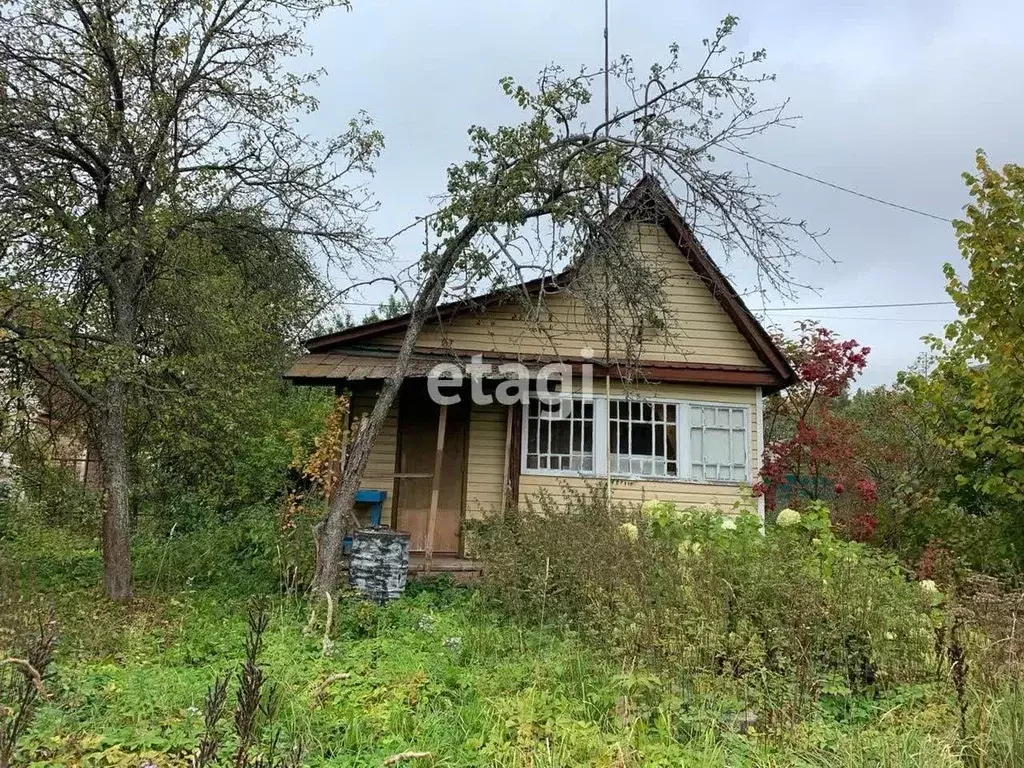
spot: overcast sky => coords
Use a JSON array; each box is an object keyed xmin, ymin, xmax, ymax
[{"xmin": 300, "ymin": 0, "xmax": 1021, "ymax": 388}]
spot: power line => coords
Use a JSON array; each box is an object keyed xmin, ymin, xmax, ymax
[
  {"xmin": 722, "ymin": 146, "xmax": 954, "ymax": 224},
  {"xmin": 758, "ymin": 300, "xmax": 954, "ymax": 311},
  {"xmin": 791, "ymin": 315, "xmax": 949, "ymax": 323},
  {"xmin": 332, "ymin": 299, "xmax": 957, "ymax": 312}
]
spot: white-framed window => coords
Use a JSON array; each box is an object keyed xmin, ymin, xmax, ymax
[
  {"xmin": 609, "ymin": 399, "xmax": 679, "ymax": 478},
  {"xmin": 521, "ymin": 395, "xmax": 750, "ymax": 484},
  {"xmin": 524, "ymin": 396, "xmax": 598, "ymax": 474},
  {"xmin": 688, "ymin": 404, "xmax": 749, "ymax": 482}
]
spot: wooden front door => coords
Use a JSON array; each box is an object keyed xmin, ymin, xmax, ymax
[{"xmin": 393, "ymin": 384, "xmax": 468, "ymax": 553}]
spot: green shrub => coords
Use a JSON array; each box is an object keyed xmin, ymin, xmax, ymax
[
  {"xmin": 6, "ymin": 452, "xmax": 100, "ymax": 531},
  {"xmin": 132, "ymin": 505, "xmax": 316, "ymax": 594},
  {"xmin": 472, "ymin": 489, "xmax": 939, "ymax": 718}
]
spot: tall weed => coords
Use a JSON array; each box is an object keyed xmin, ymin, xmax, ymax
[{"xmin": 472, "ymin": 488, "xmax": 938, "ymax": 721}]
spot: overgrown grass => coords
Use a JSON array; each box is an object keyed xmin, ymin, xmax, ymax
[{"xmin": 0, "ymin": 513, "xmax": 1020, "ymax": 766}]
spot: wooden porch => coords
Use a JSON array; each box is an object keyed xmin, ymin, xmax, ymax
[
  {"xmin": 407, "ymin": 553, "xmax": 481, "ymax": 580},
  {"xmin": 342, "ymin": 552, "xmax": 482, "ymax": 581},
  {"xmin": 347, "ymin": 379, "xmax": 519, "ymax": 570}
]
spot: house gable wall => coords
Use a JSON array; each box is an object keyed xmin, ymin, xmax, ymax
[{"xmin": 373, "ymin": 223, "xmax": 764, "ymax": 369}]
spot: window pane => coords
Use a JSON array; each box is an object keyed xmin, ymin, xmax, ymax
[
  {"xmin": 632, "ymin": 423, "xmax": 653, "ymax": 455},
  {"xmin": 551, "ymin": 420, "xmax": 571, "ymax": 454},
  {"xmin": 690, "ymin": 428, "xmax": 703, "ymax": 464},
  {"xmin": 731, "ymin": 432, "xmax": 746, "ymax": 464},
  {"xmin": 706, "ymin": 429, "xmax": 730, "ymax": 464}
]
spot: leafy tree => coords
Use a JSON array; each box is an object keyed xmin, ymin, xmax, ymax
[
  {"xmin": 311, "ymin": 17, "xmax": 822, "ymax": 592},
  {"xmin": 0, "ymin": 0, "xmax": 380, "ymax": 599},
  {"xmin": 935, "ymin": 152, "xmax": 1024, "ymax": 501},
  {"xmin": 896, "ymin": 152, "xmax": 1024, "ymax": 570},
  {"xmin": 757, "ymin": 324, "xmax": 878, "ymax": 539},
  {"xmin": 132, "ymin": 218, "xmax": 330, "ymax": 519},
  {"xmin": 836, "ymin": 383, "xmax": 942, "ymax": 506},
  {"xmin": 361, "ymin": 295, "xmax": 411, "ymax": 324}
]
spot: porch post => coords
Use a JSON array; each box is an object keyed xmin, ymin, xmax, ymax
[
  {"xmin": 500, "ymin": 404, "xmax": 513, "ymax": 510},
  {"xmin": 505, "ymin": 403, "xmax": 522, "ymax": 509},
  {"xmin": 424, "ymin": 403, "xmax": 448, "ymax": 572}
]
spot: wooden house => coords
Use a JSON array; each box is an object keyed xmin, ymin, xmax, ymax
[{"xmin": 285, "ymin": 177, "xmax": 796, "ymax": 568}]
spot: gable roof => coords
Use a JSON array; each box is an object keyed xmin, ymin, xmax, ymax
[{"xmin": 296, "ymin": 176, "xmax": 796, "ymax": 392}]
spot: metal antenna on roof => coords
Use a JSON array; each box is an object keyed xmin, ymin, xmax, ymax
[
  {"xmin": 602, "ymin": 0, "xmax": 613, "ymax": 507},
  {"xmin": 602, "ymin": 0, "xmax": 619, "ymax": 208},
  {"xmin": 603, "ymin": 0, "xmax": 610, "ymax": 145},
  {"xmin": 638, "ymin": 77, "xmax": 666, "ymax": 175}
]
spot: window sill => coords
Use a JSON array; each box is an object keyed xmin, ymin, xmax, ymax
[
  {"xmin": 521, "ymin": 468, "xmax": 600, "ymax": 479},
  {"xmin": 611, "ymin": 475, "xmax": 749, "ymax": 486},
  {"xmin": 519, "ymin": 468, "xmax": 750, "ymax": 487}
]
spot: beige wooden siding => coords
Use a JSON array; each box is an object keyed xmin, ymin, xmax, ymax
[
  {"xmin": 376, "ymin": 223, "xmax": 763, "ymax": 368},
  {"xmin": 517, "ymin": 475, "xmax": 753, "ymax": 515},
  {"xmin": 517, "ymin": 382, "xmax": 760, "ymax": 516},
  {"xmin": 464, "ymin": 401, "xmax": 508, "ymax": 522},
  {"xmin": 350, "ymin": 386, "xmax": 398, "ymax": 524}
]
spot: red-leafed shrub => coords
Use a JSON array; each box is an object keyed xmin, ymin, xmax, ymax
[{"xmin": 756, "ymin": 323, "xmax": 879, "ymax": 538}]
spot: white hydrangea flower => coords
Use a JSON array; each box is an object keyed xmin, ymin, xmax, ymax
[
  {"xmin": 619, "ymin": 522, "xmax": 639, "ymax": 542},
  {"xmin": 641, "ymin": 499, "xmax": 661, "ymax": 515},
  {"xmin": 919, "ymin": 579, "xmax": 939, "ymax": 594},
  {"xmin": 720, "ymin": 517, "xmax": 737, "ymax": 531},
  {"xmin": 643, "ymin": 499, "xmax": 683, "ymax": 520},
  {"xmin": 677, "ymin": 540, "xmax": 701, "ymax": 556},
  {"xmin": 776, "ymin": 508, "xmax": 801, "ymax": 527}
]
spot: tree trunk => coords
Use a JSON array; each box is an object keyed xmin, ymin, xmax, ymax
[
  {"xmin": 100, "ymin": 376, "xmax": 133, "ymax": 601},
  {"xmin": 311, "ymin": 221, "xmax": 480, "ymax": 594}
]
